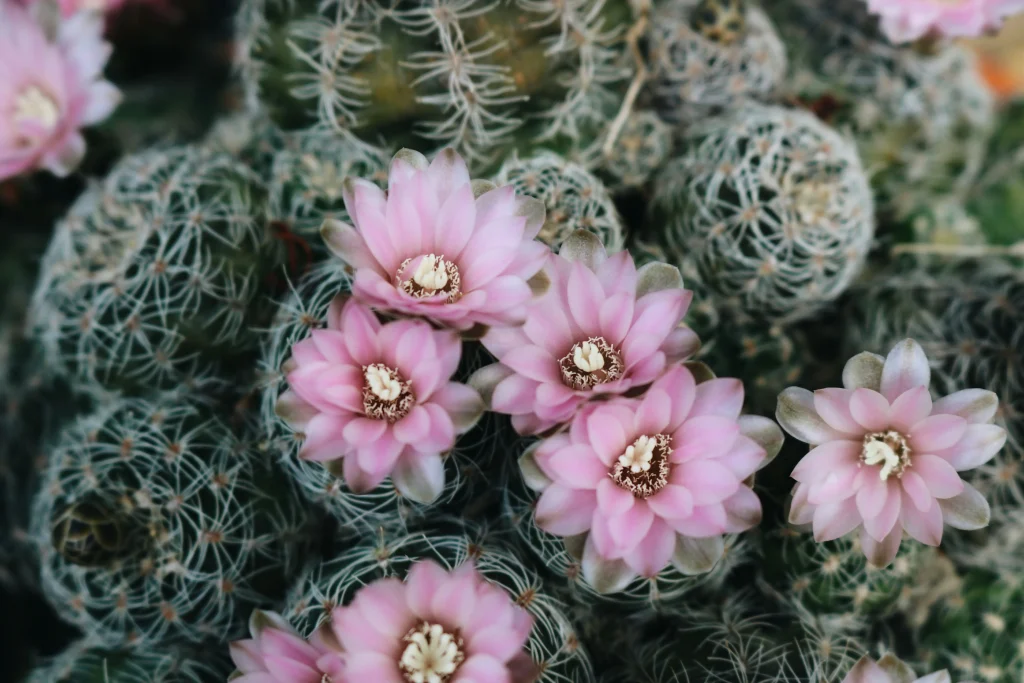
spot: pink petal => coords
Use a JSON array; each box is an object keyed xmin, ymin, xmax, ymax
[
  {"xmin": 719, "ymin": 434, "xmax": 767, "ymax": 481},
  {"xmin": 478, "ymin": 276, "xmax": 532, "ymax": 314},
  {"xmin": 813, "ymin": 388, "xmax": 862, "ymax": 435},
  {"xmin": 863, "ymin": 483, "xmax": 902, "ymax": 542},
  {"xmin": 934, "ymin": 423, "xmax": 1007, "ymax": 471},
  {"xmin": 331, "ymin": 605, "xmax": 398, "ymax": 655},
  {"xmin": 888, "ymin": 386, "xmax": 933, "ymax": 433},
  {"xmin": 405, "ymin": 560, "xmax": 447, "ymax": 619},
  {"xmin": 434, "ymin": 183, "xmax": 476, "ymax": 259},
  {"xmin": 467, "ymin": 623, "xmax": 530, "ymax": 663},
  {"xmin": 500, "ymin": 345, "xmax": 561, "ymax": 384},
  {"xmin": 340, "ymin": 300, "xmax": 382, "ymax": 366},
  {"xmin": 860, "ymin": 526, "xmax": 902, "ymax": 569},
  {"xmin": 675, "ymin": 460, "xmax": 740, "ymax": 505},
  {"xmin": 623, "ymin": 519, "xmax": 676, "ymax": 577},
  {"xmin": 776, "ymin": 387, "xmax": 847, "ymax": 445},
  {"xmin": 666, "ymin": 504, "xmax": 727, "ymax": 538},
  {"xmin": 343, "ymin": 452, "xmax": 383, "ymax": 493},
  {"xmin": 355, "ymin": 203, "xmax": 400, "ymax": 274},
  {"xmin": 309, "ymin": 329, "xmax": 352, "ymax": 364},
  {"xmin": 391, "ymin": 453, "xmax": 446, "ymax": 504},
  {"xmin": 598, "ymin": 292, "xmax": 635, "ymax": 345},
  {"xmin": 932, "ymin": 389, "xmax": 999, "ymax": 424},
  {"xmin": 354, "ymin": 580, "xmax": 414, "ymax": 639},
  {"xmin": 900, "ymin": 471, "xmax": 934, "ymax": 512},
  {"xmin": 393, "ymin": 406, "xmax": 432, "ymax": 444},
  {"xmin": 690, "ymin": 378, "xmax": 744, "ymax": 419},
  {"xmin": 343, "ymin": 417, "xmax": 388, "ymax": 447},
  {"xmin": 343, "ymin": 653, "xmax": 403, "ymax": 683},
  {"xmin": 541, "ymin": 445, "xmax": 608, "ymax": 488},
  {"xmin": 805, "ymin": 460, "xmax": 860, "ymax": 505},
  {"xmin": 492, "ymin": 375, "xmax": 540, "ymax": 415},
  {"xmin": 900, "ymin": 491, "xmax": 944, "ymax": 546},
  {"xmin": 634, "ymin": 388, "xmax": 672, "ymax": 435},
  {"xmin": 229, "ymin": 640, "xmax": 266, "ymax": 673},
  {"xmin": 386, "ymin": 182, "xmax": 424, "ymax": 258},
  {"xmin": 908, "ymin": 414, "xmax": 967, "ymax": 453},
  {"xmin": 430, "ymin": 569, "xmax": 479, "ymax": 629},
  {"xmin": 912, "ymin": 454, "xmax": 965, "ymax": 498},
  {"xmin": 535, "ymin": 485, "xmax": 598, "ymax": 536},
  {"xmin": 522, "ymin": 295, "xmax": 574, "ymax": 352},
  {"xmin": 596, "ymin": 250, "xmax": 638, "ymax": 298},
  {"xmin": 880, "ymin": 339, "xmax": 931, "ymax": 402},
  {"xmin": 596, "ymin": 477, "xmax": 635, "ymax": 516},
  {"xmin": 356, "ymin": 432, "xmax": 403, "ymax": 477},
  {"xmin": 460, "ymin": 245, "xmax": 519, "ymax": 292},
  {"xmin": 414, "ymin": 403, "xmax": 456, "ymax": 452},
  {"xmin": 299, "ymin": 414, "xmax": 352, "ymax": 462},
  {"xmin": 674, "ymin": 416, "xmax": 739, "ymax": 462},
  {"xmin": 607, "ymin": 501, "xmax": 655, "ymax": 551},
  {"xmin": 855, "ymin": 473, "xmax": 890, "ymax": 520},
  {"xmin": 812, "ymin": 497, "xmax": 861, "ymax": 542},
  {"xmin": 655, "ymin": 365, "xmax": 698, "ymax": 429},
  {"xmin": 565, "ymin": 261, "xmax": 605, "ymax": 336},
  {"xmin": 791, "ymin": 440, "xmax": 861, "ymax": 484},
  {"xmin": 788, "ymin": 482, "xmax": 815, "ymax": 526},
  {"xmin": 587, "ymin": 409, "xmax": 631, "ymax": 464},
  {"xmin": 263, "ymin": 657, "xmax": 322, "ymax": 683},
  {"xmin": 621, "ymin": 290, "xmax": 687, "ymax": 364},
  {"xmin": 646, "ymin": 485, "xmax": 695, "ymax": 519},
  {"xmin": 722, "ymin": 486, "xmax": 763, "ymax": 532},
  {"xmin": 452, "ymin": 654, "xmax": 511, "ymax": 683},
  {"xmin": 849, "ymin": 388, "xmax": 891, "ymax": 432}
]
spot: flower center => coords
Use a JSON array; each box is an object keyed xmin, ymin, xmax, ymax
[
  {"xmin": 13, "ymin": 85, "xmax": 60, "ymax": 132},
  {"xmin": 362, "ymin": 363, "xmax": 414, "ymax": 422},
  {"xmin": 611, "ymin": 434, "xmax": 672, "ymax": 498},
  {"xmin": 398, "ymin": 622, "xmax": 466, "ymax": 683},
  {"xmin": 860, "ymin": 430, "xmax": 912, "ymax": 481},
  {"xmin": 559, "ymin": 337, "xmax": 624, "ymax": 391},
  {"xmin": 396, "ymin": 254, "xmax": 462, "ymax": 303}
]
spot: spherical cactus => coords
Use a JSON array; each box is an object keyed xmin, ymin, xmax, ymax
[
  {"xmin": 282, "ymin": 524, "xmax": 595, "ymax": 682},
  {"xmin": 650, "ymin": 103, "xmax": 876, "ymax": 321},
  {"xmin": 494, "ymin": 151, "xmax": 625, "ymax": 252},
  {"xmin": 598, "ymin": 110, "xmax": 674, "ymax": 191},
  {"xmin": 258, "ymin": 261, "xmax": 485, "ymax": 535},
  {"xmin": 30, "ymin": 396, "xmax": 308, "ymax": 648},
  {"xmin": 25, "ymin": 640, "xmax": 230, "ymax": 683},
  {"xmin": 29, "ymin": 144, "xmax": 280, "ymax": 397},
  {"xmin": 238, "ymin": 0, "xmax": 633, "ymax": 169},
  {"xmin": 649, "ymin": 0, "xmax": 787, "ymax": 123}
]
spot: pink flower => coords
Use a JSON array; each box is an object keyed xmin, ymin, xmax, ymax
[
  {"xmin": 330, "ymin": 560, "xmax": 535, "ymax": 683},
  {"xmin": 275, "ymin": 295, "xmax": 485, "ymax": 504},
  {"xmin": 472, "ymin": 230, "xmax": 699, "ymax": 436},
  {"xmin": 842, "ymin": 654, "xmax": 967, "ymax": 683},
  {"xmin": 0, "ymin": 3, "xmax": 120, "ymax": 180},
  {"xmin": 321, "ymin": 148, "xmax": 550, "ymax": 333},
  {"xmin": 865, "ymin": 0, "xmax": 1024, "ymax": 43},
  {"xmin": 779, "ymin": 339, "xmax": 1006, "ymax": 569},
  {"xmin": 523, "ymin": 365, "xmax": 782, "ymax": 593},
  {"xmin": 229, "ymin": 610, "xmax": 345, "ymax": 683}
]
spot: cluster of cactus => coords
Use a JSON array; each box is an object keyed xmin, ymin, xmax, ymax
[{"xmin": 4, "ymin": 0, "xmax": 1024, "ymax": 681}]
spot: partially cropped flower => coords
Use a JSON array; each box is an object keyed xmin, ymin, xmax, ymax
[
  {"xmin": 275, "ymin": 296, "xmax": 484, "ymax": 503},
  {"xmin": 472, "ymin": 231, "xmax": 699, "ymax": 436},
  {"xmin": 0, "ymin": 4, "xmax": 120, "ymax": 180},
  {"xmin": 842, "ymin": 654, "xmax": 969, "ymax": 683},
  {"xmin": 524, "ymin": 364, "xmax": 782, "ymax": 593},
  {"xmin": 865, "ymin": 0, "xmax": 1024, "ymax": 43},
  {"xmin": 321, "ymin": 148, "xmax": 550, "ymax": 333},
  {"xmin": 229, "ymin": 610, "xmax": 344, "ymax": 683},
  {"xmin": 330, "ymin": 560, "xmax": 534, "ymax": 682},
  {"xmin": 779, "ymin": 339, "xmax": 1006, "ymax": 568}
]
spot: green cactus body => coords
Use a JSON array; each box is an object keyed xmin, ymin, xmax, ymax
[
  {"xmin": 283, "ymin": 524, "xmax": 595, "ymax": 682},
  {"xmin": 30, "ymin": 397, "xmax": 307, "ymax": 648},
  {"xmin": 238, "ymin": 0, "xmax": 633, "ymax": 170},
  {"xmin": 765, "ymin": 0, "xmax": 995, "ymax": 220},
  {"xmin": 649, "ymin": 103, "xmax": 876, "ymax": 322},
  {"xmin": 597, "ymin": 110, "xmax": 674, "ymax": 192},
  {"xmin": 259, "ymin": 262, "xmax": 482, "ymax": 535},
  {"xmin": 25, "ymin": 640, "xmax": 230, "ymax": 683},
  {"xmin": 29, "ymin": 145, "xmax": 280, "ymax": 397},
  {"xmin": 649, "ymin": 0, "xmax": 787, "ymax": 124},
  {"xmin": 967, "ymin": 101, "xmax": 1024, "ymax": 247},
  {"xmin": 494, "ymin": 151, "xmax": 625, "ymax": 252}
]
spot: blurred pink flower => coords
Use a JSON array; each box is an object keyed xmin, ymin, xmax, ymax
[
  {"xmin": 229, "ymin": 610, "xmax": 344, "ymax": 683},
  {"xmin": 330, "ymin": 560, "xmax": 535, "ymax": 683},
  {"xmin": 321, "ymin": 148, "xmax": 550, "ymax": 333},
  {"xmin": 865, "ymin": 0, "xmax": 1024, "ymax": 43},
  {"xmin": 523, "ymin": 364, "xmax": 782, "ymax": 593},
  {"xmin": 779, "ymin": 339, "xmax": 1005, "ymax": 568},
  {"xmin": 473, "ymin": 230, "xmax": 699, "ymax": 436},
  {"xmin": 0, "ymin": 3, "xmax": 120, "ymax": 180},
  {"xmin": 842, "ymin": 654, "xmax": 967, "ymax": 683},
  {"xmin": 276, "ymin": 296, "xmax": 484, "ymax": 504}
]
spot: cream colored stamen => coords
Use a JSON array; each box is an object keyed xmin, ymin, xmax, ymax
[
  {"xmin": 365, "ymin": 365, "xmax": 402, "ymax": 401},
  {"xmin": 14, "ymin": 86, "xmax": 60, "ymax": 130},
  {"xmin": 413, "ymin": 254, "xmax": 450, "ymax": 292},
  {"xmin": 399, "ymin": 622, "xmax": 465, "ymax": 683},
  {"xmin": 573, "ymin": 341, "xmax": 605, "ymax": 373},
  {"xmin": 618, "ymin": 435, "xmax": 656, "ymax": 474},
  {"xmin": 860, "ymin": 430, "xmax": 911, "ymax": 481}
]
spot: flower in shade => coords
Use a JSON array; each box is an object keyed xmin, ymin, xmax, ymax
[
  {"xmin": 321, "ymin": 147, "xmax": 551, "ymax": 333},
  {"xmin": 275, "ymin": 295, "xmax": 485, "ymax": 504},
  {"xmin": 842, "ymin": 654, "xmax": 970, "ymax": 683},
  {"xmin": 229, "ymin": 610, "xmax": 345, "ymax": 683},
  {"xmin": 778, "ymin": 339, "xmax": 1006, "ymax": 569},
  {"xmin": 522, "ymin": 364, "xmax": 783, "ymax": 593},
  {"xmin": 864, "ymin": 0, "xmax": 1024, "ymax": 43},
  {"xmin": 471, "ymin": 230, "xmax": 699, "ymax": 436},
  {"xmin": 0, "ymin": 3, "xmax": 120, "ymax": 180},
  {"xmin": 330, "ymin": 559, "xmax": 535, "ymax": 683}
]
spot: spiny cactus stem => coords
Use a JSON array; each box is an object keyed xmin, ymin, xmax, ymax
[
  {"xmin": 602, "ymin": 0, "xmax": 650, "ymax": 159},
  {"xmin": 890, "ymin": 241, "xmax": 1024, "ymax": 258}
]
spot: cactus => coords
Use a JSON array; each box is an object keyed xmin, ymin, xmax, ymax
[
  {"xmin": 597, "ymin": 110, "xmax": 674, "ymax": 192},
  {"xmin": 282, "ymin": 523, "xmax": 595, "ymax": 682},
  {"xmin": 24, "ymin": 640, "xmax": 230, "ymax": 683},
  {"xmin": 494, "ymin": 151, "xmax": 625, "ymax": 252},
  {"xmin": 28, "ymin": 145, "xmax": 280, "ymax": 398},
  {"xmin": 30, "ymin": 396, "xmax": 308, "ymax": 648},
  {"xmin": 237, "ymin": 0, "xmax": 634, "ymax": 170},
  {"xmin": 258, "ymin": 261, "xmax": 486, "ymax": 534},
  {"xmin": 649, "ymin": 103, "xmax": 876, "ymax": 322},
  {"xmin": 649, "ymin": 0, "xmax": 788, "ymax": 124}
]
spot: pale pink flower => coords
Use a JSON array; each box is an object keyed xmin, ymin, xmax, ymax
[
  {"xmin": 865, "ymin": 0, "xmax": 1024, "ymax": 43},
  {"xmin": 842, "ymin": 654, "xmax": 971, "ymax": 683},
  {"xmin": 16, "ymin": 0, "xmax": 177, "ymax": 19},
  {"xmin": 229, "ymin": 610, "xmax": 345, "ymax": 683},
  {"xmin": 330, "ymin": 560, "xmax": 535, "ymax": 683},
  {"xmin": 0, "ymin": 3, "xmax": 120, "ymax": 180},
  {"xmin": 522, "ymin": 364, "xmax": 783, "ymax": 593},
  {"xmin": 275, "ymin": 296, "xmax": 485, "ymax": 504},
  {"xmin": 321, "ymin": 148, "xmax": 550, "ymax": 333},
  {"xmin": 472, "ymin": 230, "xmax": 699, "ymax": 436},
  {"xmin": 779, "ymin": 339, "xmax": 1006, "ymax": 568}
]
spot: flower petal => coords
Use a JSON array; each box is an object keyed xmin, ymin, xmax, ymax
[
  {"xmin": 900, "ymin": 490, "xmax": 943, "ymax": 546},
  {"xmin": 849, "ymin": 388, "xmax": 891, "ymax": 432},
  {"xmin": 939, "ymin": 482, "xmax": 990, "ymax": 530},
  {"xmin": 391, "ymin": 453, "xmax": 446, "ymax": 504},
  {"xmin": 535, "ymin": 485, "xmax": 598, "ymax": 536},
  {"xmin": 888, "ymin": 386, "xmax": 933, "ymax": 433},
  {"xmin": 842, "ymin": 352, "xmax": 885, "ymax": 391},
  {"xmin": 860, "ymin": 526, "xmax": 902, "ymax": 569},
  {"xmin": 880, "ymin": 339, "xmax": 931, "ymax": 402},
  {"xmin": 582, "ymin": 534, "xmax": 636, "ymax": 594},
  {"xmin": 623, "ymin": 519, "xmax": 676, "ymax": 577},
  {"xmin": 813, "ymin": 388, "xmax": 862, "ymax": 435},
  {"xmin": 812, "ymin": 497, "xmax": 861, "ymax": 542},
  {"xmin": 912, "ymin": 455, "xmax": 964, "ymax": 499},
  {"xmin": 909, "ymin": 414, "xmax": 967, "ymax": 453},
  {"xmin": 934, "ymin": 423, "xmax": 1007, "ymax": 471},
  {"xmin": 671, "ymin": 535, "xmax": 724, "ymax": 576},
  {"xmin": 932, "ymin": 389, "xmax": 999, "ymax": 424},
  {"xmin": 776, "ymin": 387, "xmax": 845, "ymax": 445}
]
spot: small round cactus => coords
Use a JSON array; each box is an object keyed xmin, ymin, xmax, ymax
[
  {"xmin": 283, "ymin": 523, "xmax": 595, "ymax": 682},
  {"xmin": 25, "ymin": 640, "xmax": 230, "ymax": 683},
  {"xmin": 31, "ymin": 396, "xmax": 308, "ymax": 648},
  {"xmin": 650, "ymin": 0, "xmax": 788, "ymax": 123},
  {"xmin": 494, "ymin": 151, "xmax": 625, "ymax": 252},
  {"xmin": 29, "ymin": 145, "xmax": 279, "ymax": 397},
  {"xmin": 650, "ymin": 103, "xmax": 876, "ymax": 321},
  {"xmin": 597, "ymin": 110, "xmax": 674, "ymax": 191},
  {"xmin": 239, "ymin": 0, "xmax": 633, "ymax": 169}
]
